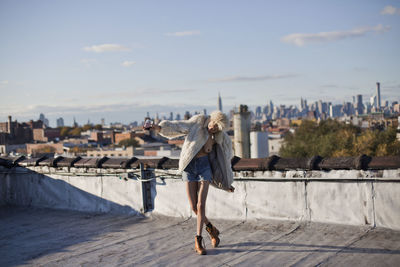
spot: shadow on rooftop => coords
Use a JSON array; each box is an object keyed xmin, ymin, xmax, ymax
[
  {"xmin": 210, "ymin": 241, "xmax": 400, "ymax": 255},
  {"xmin": 0, "ymin": 168, "xmax": 144, "ymax": 267}
]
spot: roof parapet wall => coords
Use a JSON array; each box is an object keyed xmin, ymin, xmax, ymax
[{"xmin": 0, "ymin": 155, "xmax": 399, "ymax": 171}]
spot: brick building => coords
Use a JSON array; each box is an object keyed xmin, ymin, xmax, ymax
[
  {"xmin": 26, "ymin": 143, "xmax": 64, "ymax": 156},
  {"xmin": 33, "ymin": 128, "xmax": 61, "ymax": 142},
  {"xmin": 114, "ymin": 132, "xmax": 135, "ymax": 145},
  {"xmin": 0, "ymin": 116, "xmax": 37, "ymax": 145}
]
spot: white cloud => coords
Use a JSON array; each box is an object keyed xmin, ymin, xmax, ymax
[
  {"xmin": 381, "ymin": 5, "xmax": 400, "ymax": 15},
  {"xmin": 121, "ymin": 61, "xmax": 136, "ymax": 67},
  {"xmin": 281, "ymin": 24, "xmax": 391, "ymax": 46},
  {"xmin": 83, "ymin": 44, "xmax": 131, "ymax": 53},
  {"xmin": 0, "ymin": 80, "xmax": 9, "ymax": 85},
  {"xmin": 208, "ymin": 74, "xmax": 298, "ymax": 83},
  {"xmin": 165, "ymin": 30, "xmax": 200, "ymax": 37},
  {"xmin": 80, "ymin": 58, "xmax": 97, "ymax": 67}
]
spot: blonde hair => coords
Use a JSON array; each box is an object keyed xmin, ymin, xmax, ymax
[{"xmin": 210, "ymin": 111, "xmax": 228, "ymax": 131}]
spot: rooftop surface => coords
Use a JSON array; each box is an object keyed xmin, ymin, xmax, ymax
[{"xmin": 1, "ymin": 207, "xmax": 400, "ymax": 267}]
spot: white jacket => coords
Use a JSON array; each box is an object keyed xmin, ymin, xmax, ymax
[{"xmin": 158, "ymin": 114, "xmax": 234, "ymax": 187}]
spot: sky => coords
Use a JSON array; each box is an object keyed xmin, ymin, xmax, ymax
[{"xmin": 0, "ymin": 0, "xmax": 399, "ymax": 127}]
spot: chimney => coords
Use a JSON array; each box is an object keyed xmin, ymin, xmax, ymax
[
  {"xmin": 233, "ymin": 105, "xmax": 251, "ymax": 158},
  {"xmin": 7, "ymin": 115, "xmax": 13, "ymax": 135}
]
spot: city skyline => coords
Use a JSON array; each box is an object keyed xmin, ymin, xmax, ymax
[
  {"xmin": 1, "ymin": 1, "xmax": 399, "ymax": 125},
  {"xmin": 4, "ymin": 86, "xmax": 398, "ymax": 128}
]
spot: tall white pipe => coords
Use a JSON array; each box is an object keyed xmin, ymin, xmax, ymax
[
  {"xmin": 250, "ymin": 131, "xmax": 269, "ymax": 158},
  {"xmin": 234, "ymin": 105, "xmax": 251, "ymax": 158}
]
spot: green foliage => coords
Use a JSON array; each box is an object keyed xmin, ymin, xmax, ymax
[
  {"xmin": 118, "ymin": 138, "xmax": 139, "ymax": 148},
  {"xmin": 279, "ymin": 119, "xmax": 400, "ymax": 157},
  {"xmin": 94, "ymin": 124, "xmax": 103, "ymax": 130},
  {"xmin": 82, "ymin": 124, "xmax": 92, "ymax": 131},
  {"xmin": 59, "ymin": 126, "xmax": 72, "ymax": 137},
  {"xmin": 69, "ymin": 127, "xmax": 82, "ymax": 136},
  {"xmin": 59, "ymin": 124, "xmax": 102, "ymax": 138}
]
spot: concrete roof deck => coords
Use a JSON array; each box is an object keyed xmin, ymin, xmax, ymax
[{"xmin": 1, "ymin": 207, "xmax": 400, "ymax": 267}]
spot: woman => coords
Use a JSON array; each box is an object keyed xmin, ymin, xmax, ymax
[{"xmin": 150, "ymin": 111, "xmax": 235, "ymax": 255}]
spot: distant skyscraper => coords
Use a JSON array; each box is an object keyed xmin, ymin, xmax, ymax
[
  {"xmin": 370, "ymin": 95, "xmax": 377, "ymax": 109},
  {"xmin": 101, "ymin": 118, "xmax": 105, "ymax": 126},
  {"xmin": 329, "ymin": 104, "xmax": 343, "ymax": 118},
  {"xmin": 300, "ymin": 98, "xmax": 305, "ymax": 111},
  {"xmin": 255, "ymin": 106, "xmax": 262, "ymax": 119},
  {"xmin": 270, "ymin": 101, "xmax": 274, "ymax": 114},
  {"xmin": 73, "ymin": 117, "xmax": 78, "ymax": 127},
  {"xmin": 263, "ymin": 105, "xmax": 269, "ymax": 116},
  {"xmin": 376, "ymin": 82, "xmax": 381, "ymax": 111},
  {"xmin": 318, "ymin": 100, "xmax": 323, "ymax": 116},
  {"xmin": 356, "ymin": 94, "xmax": 363, "ymax": 115},
  {"xmin": 39, "ymin": 113, "xmax": 49, "ymax": 127},
  {"xmin": 218, "ymin": 93, "xmax": 222, "ymax": 112},
  {"xmin": 184, "ymin": 111, "xmax": 191, "ymax": 120},
  {"xmin": 56, "ymin": 117, "xmax": 64, "ymax": 127}
]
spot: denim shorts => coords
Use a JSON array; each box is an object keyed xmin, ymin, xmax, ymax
[{"xmin": 182, "ymin": 155, "xmax": 212, "ymax": 182}]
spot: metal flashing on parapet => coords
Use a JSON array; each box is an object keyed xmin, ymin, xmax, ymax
[
  {"xmin": 140, "ymin": 163, "xmax": 153, "ymax": 213},
  {"xmin": 1, "ymin": 155, "xmax": 400, "ymax": 171}
]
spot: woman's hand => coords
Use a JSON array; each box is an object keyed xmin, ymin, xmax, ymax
[
  {"xmin": 143, "ymin": 121, "xmax": 161, "ymax": 131},
  {"xmin": 228, "ymin": 186, "xmax": 235, "ymax": 193},
  {"xmin": 152, "ymin": 125, "xmax": 161, "ymax": 131}
]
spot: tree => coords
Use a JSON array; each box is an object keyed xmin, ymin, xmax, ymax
[
  {"xmin": 118, "ymin": 138, "xmax": 139, "ymax": 148},
  {"xmin": 82, "ymin": 124, "xmax": 92, "ymax": 131},
  {"xmin": 60, "ymin": 126, "xmax": 72, "ymax": 137},
  {"xmin": 94, "ymin": 124, "xmax": 103, "ymax": 130},
  {"xmin": 69, "ymin": 127, "xmax": 82, "ymax": 136},
  {"xmin": 279, "ymin": 119, "xmax": 400, "ymax": 157}
]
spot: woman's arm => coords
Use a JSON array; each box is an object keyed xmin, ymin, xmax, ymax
[
  {"xmin": 221, "ymin": 132, "xmax": 235, "ymax": 192},
  {"xmin": 156, "ymin": 119, "xmax": 195, "ymax": 139}
]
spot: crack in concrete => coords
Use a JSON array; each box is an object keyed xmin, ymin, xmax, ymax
[
  {"xmin": 244, "ymin": 182, "xmax": 248, "ymax": 221},
  {"xmin": 314, "ymin": 227, "xmax": 374, "ymax": 267},
  {"xmin": 304, "ymin": 180, "xmax": 311, "ymax": 222},
  {"xmin": 221, "ymin": 223, "xmax": 303, "ymax": 265},
  {"xmin": 371, "ymin": 182, "xmax": 377, "ymax": 228}
]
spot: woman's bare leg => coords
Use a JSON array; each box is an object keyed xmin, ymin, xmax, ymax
[
  {"xmin": 196, "ymin": 181, "xmax": 210, "ymax": 236},
  {"xmin": 186, "ymin": 182, "xmax": 210, "ymax": 225}
]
